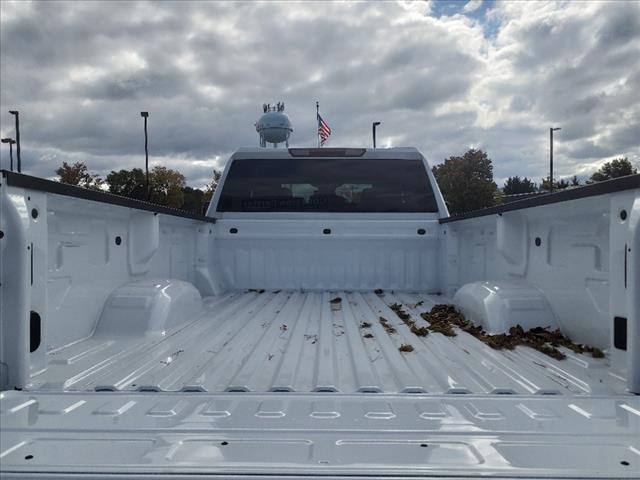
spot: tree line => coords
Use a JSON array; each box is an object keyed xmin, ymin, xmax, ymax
[
  {"xmin": 54, "ymin": 153, "xmax": 636, "ymax": 216},
  {"xmin": 432, "ymin": 151, "xmax": 636, "ymax": 214},
  {"xmin": 55, "ymin": 162, "xmax": 221, "ymax": 214}
]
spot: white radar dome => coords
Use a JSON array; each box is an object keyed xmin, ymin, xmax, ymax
[{"xmin": 256, "ymin": 102, "xmax": 293, "ymax": 147}]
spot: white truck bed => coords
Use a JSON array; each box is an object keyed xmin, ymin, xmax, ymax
[
  {"xmin": 2, "ymin": 161, "xmax": 639, "ymax": 478},
  {"xmin": 7, "ymin": 289, "xmax": 637, "ymax": 477},
  {"xmin": 4, "ymin": 290, "xmax": 638, "ymax": 478},
  {"xmin": 1, "ymin": 389, "xmax": 638, "ymax": 478},
  {"xmin": 34, "ymin": 290, "xmax": 624, "ymax": 396},
  {"xmin": 0, "ymin": 291, "xmax": 640, "ymax": 479}
]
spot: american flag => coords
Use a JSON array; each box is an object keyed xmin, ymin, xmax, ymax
[{"xmin": 317, "ymin": 113, "xmax": 331, "ymax": 146}]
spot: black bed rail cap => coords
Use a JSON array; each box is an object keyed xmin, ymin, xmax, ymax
[
  {"xmin": 440, "ymin": 173, "xmax": 640, "ymax": 224},
  {"xmin": 1, "ymin": 170, "xmax": 216, "ymax": 223}
]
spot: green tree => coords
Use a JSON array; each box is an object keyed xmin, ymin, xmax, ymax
[
  {"xmin": 149, "ymin": 166, "xmax": 185, "ymax": 208},
  {"xmin": 503, "ymin": 176, "xmax": 537, "ymax": 196},
  {"xmin": 203, "ymin": 169, "xmax": 222, "ymax": 204},
  {"xmin": 179, "ymin": 170, "xmax": 223, "ymax": 214},
  {"xmin": 590, "ymin": 157, "xmax": 637, "ymax": 182},
  {"xmin": 105, "ymin": 168, "xmax": 147, "ymax": 200},
  {"xmin": 105, "ymin": 166, "xmax": 213, "ymax": 212},
  {"xmin": 540, "ymin": 176, "xmax": 570, "ymax": 191},
  {"xmin": 432, "ymin": 149, "xmax": 497, "ymax": 215},
  {"xmin": 55, "ymin": 161, "xmax": 103, "ymax": 190},
  {"xmin": 181, "ymin": 186, "xmax": 206, "ymax": 214}
]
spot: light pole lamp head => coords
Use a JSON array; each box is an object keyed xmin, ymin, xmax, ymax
[
  {"xmin": 551, "ymin": 127, "xmax": 561, "ymax": 132},
  {"xmin": 140, "ymin": 111, "xmax": 149, "ymax": 118},
  {"xmin": 373, "ymin": 122, "xmax": 381, "ymax": 127},
  {"xmin": 1, "ymin": 138, "xmax": 15, "ymax": 144},
  {"xmin": 9, "ymin": 110, "xmax": 18, "ymax": 115}
]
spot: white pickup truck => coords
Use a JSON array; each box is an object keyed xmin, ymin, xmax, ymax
[{"xmin": 1, "ymin": 147, "xmax": 639, "ymax": 478}]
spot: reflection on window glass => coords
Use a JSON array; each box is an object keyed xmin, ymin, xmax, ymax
[
  {"xmin": 335, "ymin": 184, "xmax": 373, "ymax": 204},
  {"xmin": 281, "ymin": 183, "xmax": 317, "ymax": 202},
  {"xmin": 217, "ymin": 158, "xmax": 438, "ymax": 213}
]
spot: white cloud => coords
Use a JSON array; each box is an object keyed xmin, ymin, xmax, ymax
[
  {"xmin": 463, "ymin": 0, "xmax": 483, "ymax": 13},
  {"xmin": 1, "ymin": 0, "xmax": 638, "ymax": 189}
]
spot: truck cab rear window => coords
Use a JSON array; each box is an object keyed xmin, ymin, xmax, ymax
[{"xmin": 216, "ymin": 158, "xmax": 438, "ymax": 213}]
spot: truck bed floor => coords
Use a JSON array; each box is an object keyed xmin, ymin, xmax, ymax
[{"xmin": 35, "ymin": 290, "xmax": 626, "ymax": 395}]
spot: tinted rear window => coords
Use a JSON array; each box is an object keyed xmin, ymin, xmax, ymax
[{"xmin": 216, "ymin": 158, "xmax": 438, "ymax": 213}]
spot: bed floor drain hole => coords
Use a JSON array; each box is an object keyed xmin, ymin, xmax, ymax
[
  {"xmin": 621, "ymin": 461, "xmax": 629, "ymax": 466},
  {"xmin": 220, "ymin": 441, "xmax": 228, "ymax": 446},
  {"xmin": 420, "ymin": 444, "xmax": 428, "ymax": 448},
  {"xmin": 25, "ymin": 455, "xmax": 33, "ymax": 460}
]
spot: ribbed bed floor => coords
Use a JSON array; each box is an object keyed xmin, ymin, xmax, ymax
[{"xmin": 34, "ymin": 290, "xmax": 626, "ymax": 395}]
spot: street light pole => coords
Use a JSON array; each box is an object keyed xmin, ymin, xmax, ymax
[
  {"xmin": 141, "ymin": 112, "xmax": 149, "ymax": 200},
  {"xmin": 549, "ymin": 127, "xmax": 561, "ymax": 192},
  {"xmin": 372, "ymin": 122, "xmax": 381, "ymax": 148},
  {"xmin": 1, "ymin": 138, "xmax": 16, "ymax": 171},
  {"xmin": 9, "ymin": 111, "xmax": 21, "ymax": 172}
]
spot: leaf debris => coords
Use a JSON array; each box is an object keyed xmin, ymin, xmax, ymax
[
  {"xmin": 304, "ymin": 334, "xmax": 318, "ymax": 344},
  {"xmin": 389, "ymin": 303, "xmax": 429, "ymax": 337},
  {"xmin": 420, "ymin": 304, "xmax": 605, "ymax": 360},
  {"xmin": 389, "ymin": 303, "xmax": 411, "ymax": 321},
  {"xmin": 379, "ymin": 316, "xmax": 397, "ymax": 334}
]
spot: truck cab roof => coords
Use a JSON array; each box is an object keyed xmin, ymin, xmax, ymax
[{"xmin": 230, "ymin": 146, "xmax": 425, "ymax": 160}]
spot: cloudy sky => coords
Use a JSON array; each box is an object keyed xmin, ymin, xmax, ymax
[{"xmin": 1, "ymin": 0, "xmax": 639, "ymax": 188}]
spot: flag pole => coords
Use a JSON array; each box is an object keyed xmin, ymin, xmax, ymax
[{"xmin": 316, "ymin": 100, "xmax": 320, "ymax": 148}]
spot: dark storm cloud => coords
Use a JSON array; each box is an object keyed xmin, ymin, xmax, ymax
[
  {"xmin": 1, "ymin": 0, "xmax": 639, "ymax": 188},
  {"xmin": 596, "ymin": 3, "xmax": 640, "ymax": 48}
]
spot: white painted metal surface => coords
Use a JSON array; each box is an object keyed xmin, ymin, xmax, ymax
[
  {"xmin": 1, "ymin": 390, "xmax": 639, "ymax": 477},
  {"xmin": 442, "ymin": 188, "xmax": 639, "ymax": 393},
  {"xmin": 454, "ymin": 281, "xmax": 558, "ymax": 334},
  {"xmin": 213, "ymin": 219, "xmax": 441, "ymax": 291},
  {"xmin": 30, "ymin": 291, "xmax": 625, "ymax": 395},
  {"xmin": 1, "ymin": 155, "xmax": 638, "ymax": 477},
  {"xmin": 96, "ymin": 279, "xmax": 203, "ymax": 336}
]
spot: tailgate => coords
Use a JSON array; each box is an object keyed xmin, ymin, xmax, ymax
[{"xmin": 1, "ymin": 390, "xmax": 639, "ymax": 478}]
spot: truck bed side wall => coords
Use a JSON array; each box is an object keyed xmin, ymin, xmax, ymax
[
  {"xmin": 0, "ymin": 179, "xmax": 210, "ymax": 389},
  {"xmin": 443, "ymin": 186, "xmax": 639, "ymax": 386}
]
